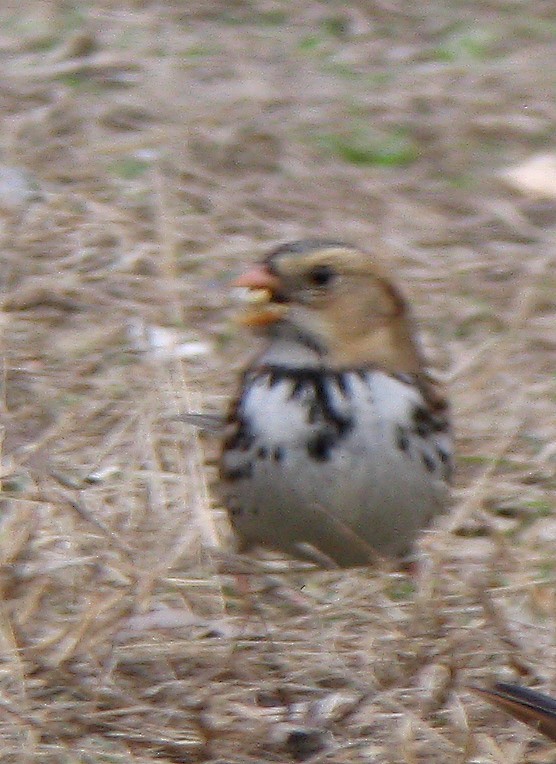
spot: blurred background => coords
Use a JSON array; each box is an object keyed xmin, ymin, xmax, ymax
[{"xmin": 1, "ymin": 2, "xmax": 555, "ymax": 761}]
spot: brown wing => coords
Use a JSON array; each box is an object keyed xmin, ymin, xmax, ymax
[{"xmin": 471, "ymin": 682, "xmax": 556, "ymax": 742}]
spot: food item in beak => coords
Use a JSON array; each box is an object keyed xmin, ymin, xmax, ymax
[{"xmin": 233, "ymin": 266, "xmax": 287, "ymax": 326}]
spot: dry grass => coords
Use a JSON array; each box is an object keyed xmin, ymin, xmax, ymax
[{"xmin": 0, "ymin": 1, "xmax": 556, "ymax": 761}]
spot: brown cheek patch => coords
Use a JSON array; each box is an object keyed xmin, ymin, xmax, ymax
[{"xmin": 378, "ymin": 277, "xmax": 406, "ymax": 316}]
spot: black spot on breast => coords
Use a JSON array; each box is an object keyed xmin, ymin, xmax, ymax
[
  {"xmin": 273, "ymin": 446, "xmax": 284, "ymax": 462},
  {"xmin": 396, "ymin": 425, "xmax": 411, "ymax": 455},
  {"xmin": 413, "ymin": 406, "xmax": 431, "ymax": 437},
  {"xmin": 224, "ymin": 418, "xmax": 255, "ymax": 451},
  {"xmin": 257, "ymin": 365, "xmax": 354, "ymax": 448},
  {"xmin": 412, "ymin": 404, "xmax": 449, "ymax": 436},
  {"xmin": 336, "ymin": 417, "xmax": 353, "ymax": 437},
  {"xmin": 436, "ymin": 445, "xmax": 453, "ymax": 481},
  {"xmin": 307, "ymin": 431, "xmax": 336, "ymax": 461},
  {"xmin": 227, "ymin": 496, "xmax": 243, "ymax": 517},
  {"xmin": 334, "ymin": 372, "xmax": 350, "ymax": 396},
  {"xmin": 221, "ymin": 462, "xmax": 253, "ymax": 481},
  {"xmin": 435, "ymin": 418, "xmax": 450, "ymax": 433},
  {"xmin": 307, "ymin": 402, "xmax": 318, "ymax": 424},
  {"xmin": 436, "ymin": 445, "xmax": 450, "ymax": 464},
  {"xmin": 289, "ymin": 377, "xmax": 308, "ymax": 400},
  {"xmin": 421, "ymin": 451, "xmax": 436, "ymax": 473},
  {"xmin": 267, "ymin": 370, "xmax": 281, "ymax": 389},
  {"xmin": 256, "ymin": 445, "xmax": 268, "ymax": 459}
]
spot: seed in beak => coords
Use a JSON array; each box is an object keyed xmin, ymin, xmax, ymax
[{"xmin": 234, "ymin": 286, "xmax": 273, "ymax": 305}]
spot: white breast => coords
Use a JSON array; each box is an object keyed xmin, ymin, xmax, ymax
[{"xmin": 222, "ymin": 368, "xmax": 451, "ymax": 567}]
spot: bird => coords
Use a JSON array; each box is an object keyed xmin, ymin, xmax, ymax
[
  {"xmin": 471, "ymin": 682, "xmax": 556, "ymax": 742},
  {"xmin": 219, "ymin": 239, "xmax": 452, "ymax": 568}
]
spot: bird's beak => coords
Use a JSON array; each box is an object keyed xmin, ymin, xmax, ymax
[{"xmin": 233, "ymin": 265, "xmax": 288, "ymax": 327}]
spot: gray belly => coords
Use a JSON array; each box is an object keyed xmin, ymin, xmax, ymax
[{"xmin": 221, "ymin": 368, "xmax": 451, "ymax": 567}]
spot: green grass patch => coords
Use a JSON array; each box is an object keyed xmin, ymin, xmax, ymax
[
  {"xmin": 387, "ymin": 577, "xmax": 416, "ymax": 601},
  {"xmin": 298, "ymin": 34, "xmax": 323, "ymax": 53},
  {"xmin": 524, "ymin": 500, "xmax": 554, "ymax": 518},
  {"xmin": 110, "ymin": 157, "xmax": 150, "ymax": 180},
  {"xmin": 184, "ymin": 42, "xmax": 223, "ymax": 58},
  {"xmin": 430, "ymin": 27, "xmax": 497, "ymax": 62},
  {"xmin": 536, "ymin": 561, "xmax": 556, "ymax": 583},
  {"xmin": 316, "ymin": 128, "xmax": 418, "ymax": 167},
  {"xmin": 298, "ymin": 14, "xmax": 349, "ymax": 54},
  {"xmin": 321, "ymin": 15, "xmax": 349, "ymax": 38},
  {"xmin": 258, "ymin": 10, "xmax": 288, "ymax": 25}
]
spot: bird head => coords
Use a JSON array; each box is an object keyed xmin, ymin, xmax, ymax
[{"xmin": 234, "ymin": 239, "xmax": 424, "ymax": 373}]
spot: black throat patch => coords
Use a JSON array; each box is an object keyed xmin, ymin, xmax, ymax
[{"xmin": 259, "ymin": 365, "xmax": 355, "ymax": 462}]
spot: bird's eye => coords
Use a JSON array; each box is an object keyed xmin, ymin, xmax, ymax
[{"xmin": 307, "ymin": 264, "xmax": 336, "ymax": 287}]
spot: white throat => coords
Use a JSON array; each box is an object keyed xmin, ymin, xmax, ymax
[{"xmin": 258, "ymin": 338, "xmax": 325, "ymax": 368}]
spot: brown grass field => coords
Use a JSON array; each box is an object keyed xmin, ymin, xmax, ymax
[{"xmin": 1, "ymin": 1, "xmax": 556, "ymax": 761}]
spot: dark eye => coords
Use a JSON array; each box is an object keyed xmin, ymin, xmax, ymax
[{"xmin": 308, "ymin": 264, "xmax": 336, "ymax": 287}]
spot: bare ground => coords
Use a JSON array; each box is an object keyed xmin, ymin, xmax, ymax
[{"xmin": 0, "ymin": 1, "xmax": 556, "ymax": 762}]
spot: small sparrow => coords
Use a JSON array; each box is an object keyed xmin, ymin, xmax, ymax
[
  {"xmin": 472, "ymin": 682, "xmax": 556, "ymax": 742},
  {"xmin": 220, "ymin": 239, "xmax": 452, "ymax": 567}
]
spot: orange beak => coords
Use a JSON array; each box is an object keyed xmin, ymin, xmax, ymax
[
  {"xmin": 233, "ymin": 265, "xmax": 288, "ymax": 327},
  {"xmin": 233, "ymin": 264, "xmax": 280, "ymax": 292}
]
